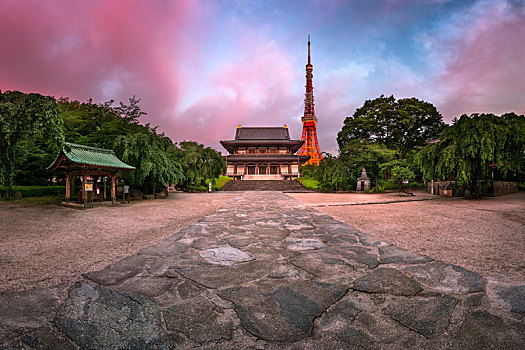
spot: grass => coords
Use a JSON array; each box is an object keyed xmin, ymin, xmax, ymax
[
  {"xmin": 213, "ymin": 176, "xmax": 232, "ymax": 190},
  {"xmin": 296, "ymin": 177, "xmax": 320, "ymax": 190}
]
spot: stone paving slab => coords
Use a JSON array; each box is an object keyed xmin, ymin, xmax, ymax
[{"xmin": 1, "ymin": 191, "xmax": 524, "ymax": 349}]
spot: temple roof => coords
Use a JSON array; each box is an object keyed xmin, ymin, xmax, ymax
[
  {"xmin": 235, "ymin": 127, "xmax": 290, "ymax": 140},
  {"xmin": 221, "ymin": 126, "xmax": 305, "ymax": 154},
  {"xmin": 48, "ymin": 142, "xmax": 135, "ymax": 171}
]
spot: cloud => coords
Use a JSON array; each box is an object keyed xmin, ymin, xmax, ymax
[
  {"xmin": 173, "ymin": 40, "xmax": 303, "ymax": 151},
  {"xmin": 0, "ymin": 0, "xmax": 209, "ymax": 123},
  {"xmin": 420, "ymin": 0, "xmax": 525, "ymax": 119}
]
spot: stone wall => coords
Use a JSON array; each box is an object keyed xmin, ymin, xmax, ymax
[
  {"xmin": 427, "ymin": 180, "xmax": 518, "ymax": 197},
  {"xmin": 492, "ymin": 181, "xmax": 518, "ymax": 196}
]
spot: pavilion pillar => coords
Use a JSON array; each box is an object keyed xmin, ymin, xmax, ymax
[
  {"xmin": 82, "ymin": 171, "xmax": 87, "ymax": 206},
  {"xmin": 111, "ymin": 174, "xmax": 116, "ymax": 204},
  {"xmin": 65, "ymin": 174, "xmax": 71, "ymax": 202}
]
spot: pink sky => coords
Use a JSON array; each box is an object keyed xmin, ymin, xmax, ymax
[{"xmin": 1, "ymin": 0, "xmax": 524, "ymax": 154}]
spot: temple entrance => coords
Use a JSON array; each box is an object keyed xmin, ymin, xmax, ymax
[
  {"xmin": 258, "ymin": 165, "xmax": 267, "ymax": 175},
  {"xmin": 247, "ymin": 165, "xmax": 256, "ymax": 175},
  {"xmin": 270, "ymin": 165, "xmax": 279, "ymax": 175}
]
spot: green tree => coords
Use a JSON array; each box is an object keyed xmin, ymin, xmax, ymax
[
  {"xmin": 58, "ymin": 96, "xmax": 149, "ymax": 149},
  {"xmin": 0, "ymin": 91, "xmax": 64, "ymax": 198},
  {"xmin": 391, "ymin": 165, "xmax": 415, "ymax": 195},
  {"xmin": 339, "ymin": 140, "xmax": 397, "ymax": 189},
  {"xmin": 176, "ymin": 141, "xmax": 226, "ymax": 186},
  {"xmin": 337, "ymin": 95, "xmax": 445, "ymax": 157},
  {"xmin": 313, "ymin": 153, "xmax": 351, "ymax": 191},
  {"xmin": 417, "ymin": 113, "xmax": 525, "ymax": 197},
  {"xmin": 114, "ymin": 133, "xmax": 185, "ymax": 194}
]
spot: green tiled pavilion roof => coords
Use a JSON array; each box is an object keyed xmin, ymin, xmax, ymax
[{"xmin": 49, "ymin": 142, "xmax": 135, "ymax": 170}]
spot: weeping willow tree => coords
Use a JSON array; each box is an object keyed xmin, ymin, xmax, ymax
[
  {"xmin": 417, "ymin": 113, "xmax": 525, "ymax": 197},
  {"xmin": 114, "ymin": 133, "xmax": 184, "ymax": 194},
  {"xmin": 177, "ymin": 141, "xmax": 226, "ymax": 186},
  {"xmin": 313, "ymin": 153, "xmax": 352, "ymax": 191}
]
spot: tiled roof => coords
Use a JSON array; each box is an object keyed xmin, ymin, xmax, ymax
[
  {"xmin": 235, "ymin": 127, "xmax": 290, "ymax": 140},
  {"xmin": 49, "ymin": 142, "xmax": 135, "ymax": 170}
]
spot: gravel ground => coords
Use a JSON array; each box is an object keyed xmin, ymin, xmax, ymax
[
  {"xmin": 289, "ymin": 191, "xmax": 525, "ymax": 283},
  {"xmin": 0, "ymin": 192, "xmax": 237, "ymax": 292}
]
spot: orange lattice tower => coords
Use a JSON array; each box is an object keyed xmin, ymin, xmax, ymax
[{"xmin": 297, "ymin": 35, "xmax": 322, "ymax": 166}]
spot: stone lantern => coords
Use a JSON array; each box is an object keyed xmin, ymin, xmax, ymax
[{"xmin": 356, "ymin": 168, "xmax": 371, "ymax": 192}]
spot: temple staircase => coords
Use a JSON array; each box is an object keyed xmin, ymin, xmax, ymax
[{"xmin": 221, "ymin": 180, "xmax": 311, "ymax": 192}]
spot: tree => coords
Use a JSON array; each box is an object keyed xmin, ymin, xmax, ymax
[
  {"xmin": 313, "ymin": 153, "xmax": 351, "ymax": 191},
  {"xmin": 417, "ymin": 113, "xmax": 525, "ymax": 197},
  {"xmin": 337, "ymin": 95, "xmax": 445, "ymax": 157},
  {"xmin": 114, "ymin": 133, "xmax": 184, "ymax": 194},
  {"xmin": 176, "ymin": 141, "xmax": 226, "ymax": 186},
  {"xmin": 0, "ymin": 91, "xmax": 64, "ymax": 198},
  {"xmin": 391, "ymin": 165, "xmax": 415, "ymax": 195},
  {"xmin": 339, "ymin": 140, "xmax": 397, "ymax": 189}
]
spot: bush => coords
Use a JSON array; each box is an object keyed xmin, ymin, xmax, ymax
[
  {"xmin": 318, "ymin": 183, "xmax": 334, "ymax": 192},
  {"xmin": 186, "ymin": 184, "xmax": 207, "ymax": 192},
  {"xmin": 0, "ymin": 185, "xmax": 66, "ymax": 198},
  {"xmin": 296, "ymin": 177, "xmax": 320, "ymax": 190},
  {"xmin": 380, "ymin": 180, "xmax": 398, "ymax": 190},
  {"xmin": 518, "ymin": 183, "xmax": 525, "ymax": 191}
]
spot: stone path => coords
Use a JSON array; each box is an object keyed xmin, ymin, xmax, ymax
[{"xmin": 1, "ymin": 192, "xmax": 524, "ymax": 349}]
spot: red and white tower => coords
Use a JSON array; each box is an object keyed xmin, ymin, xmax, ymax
[{"xmin": 297, "ymin": 35, "xmax": 322, "ymax": 166}]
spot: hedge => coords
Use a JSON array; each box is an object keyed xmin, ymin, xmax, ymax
[
  {"xmin": 0, "ymin": 185, "xmax": 66, "ymax": 198},
  {"xmin": 186, "ymin": 184, "xmax": 208, "ymax": 192}
]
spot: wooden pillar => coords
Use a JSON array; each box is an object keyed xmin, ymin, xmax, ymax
[
  {"xmin": 103, "ymin": 178, "xmax": 107, "ymax": 201},
  {"xmin": 65, "ymin": 174, "xmax": 71, "ymax": 202},
  {"xmin": 111, "ymin": 174, "xmax": 116, "ymax": 204},
  {"xmin": 82, "ymin": 171, "xmax": 87, "ymax": 206}
]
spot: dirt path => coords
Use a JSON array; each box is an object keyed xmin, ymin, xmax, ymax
[
  {"xmin": 289, "ymin": 191, "xmax": 525, "ymax": 282},
  {"xmin": 0, "ymin": 192, "xmax": 237, "ymax": 292}
]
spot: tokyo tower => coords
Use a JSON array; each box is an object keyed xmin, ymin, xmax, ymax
[{"xmin": 297, "ymin": 35, "xmax": 322, "ymax": 166}]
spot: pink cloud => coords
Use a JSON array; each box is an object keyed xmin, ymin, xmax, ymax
[
  {"xmin": 0, "ymin": 0, "xmax": 208, "ymax": 125},
  {"xmin": 428, "ymin": 0, "xmax": 525, "ymax": 119},
  {"xmin": 172, "ymin": 40, "xmax": 304, "ymax": 151}
]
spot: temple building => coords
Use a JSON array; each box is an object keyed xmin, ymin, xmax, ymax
[{"xmin": 220, "ymin": 126, "xmax": 310, "ymax": 180}]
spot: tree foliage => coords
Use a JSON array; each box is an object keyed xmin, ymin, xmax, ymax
[
  {"xmin": 114, "ymin": 133, "xmax": 185, "ymax": 193},
  {"xmin": 176, "ymin": 141, "xmax": 226, "ymax": 186},
  {"xmin": 0, "ymin": 91, "xmax": 64, "ymax": 198},
  {"xmin": 417, "ymin": 113, "xmax": 525, "ymax": 197},
  {"xmin": 337, "ymin": 95, "xmax": 445, "ymax": 157},
  {"xmin": 308, "ymin": 153, "xmax": 352, "ymax": 191},
  {"xmin": 2, "ymin": 90, "xmax": 226, "ymax": 194},
  {"xmin": 339, "ymin": 140, "xmax": 397, "ymax": 188}
]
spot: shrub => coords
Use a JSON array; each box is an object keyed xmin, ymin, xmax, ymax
[
  {"xmin": 0, "ymin": 185, "xmax": 66, "ymax": 198},
  {"xmin": 318, "ymin": 183, "xmax": 334, "ymax": 192},
  {"xmin": 186, "ymin": 184, "xmax": 207, "ymax": 192},
  {"xmin": 296, "ymin": 177, "xmax": 320, "ymax": 190}
]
